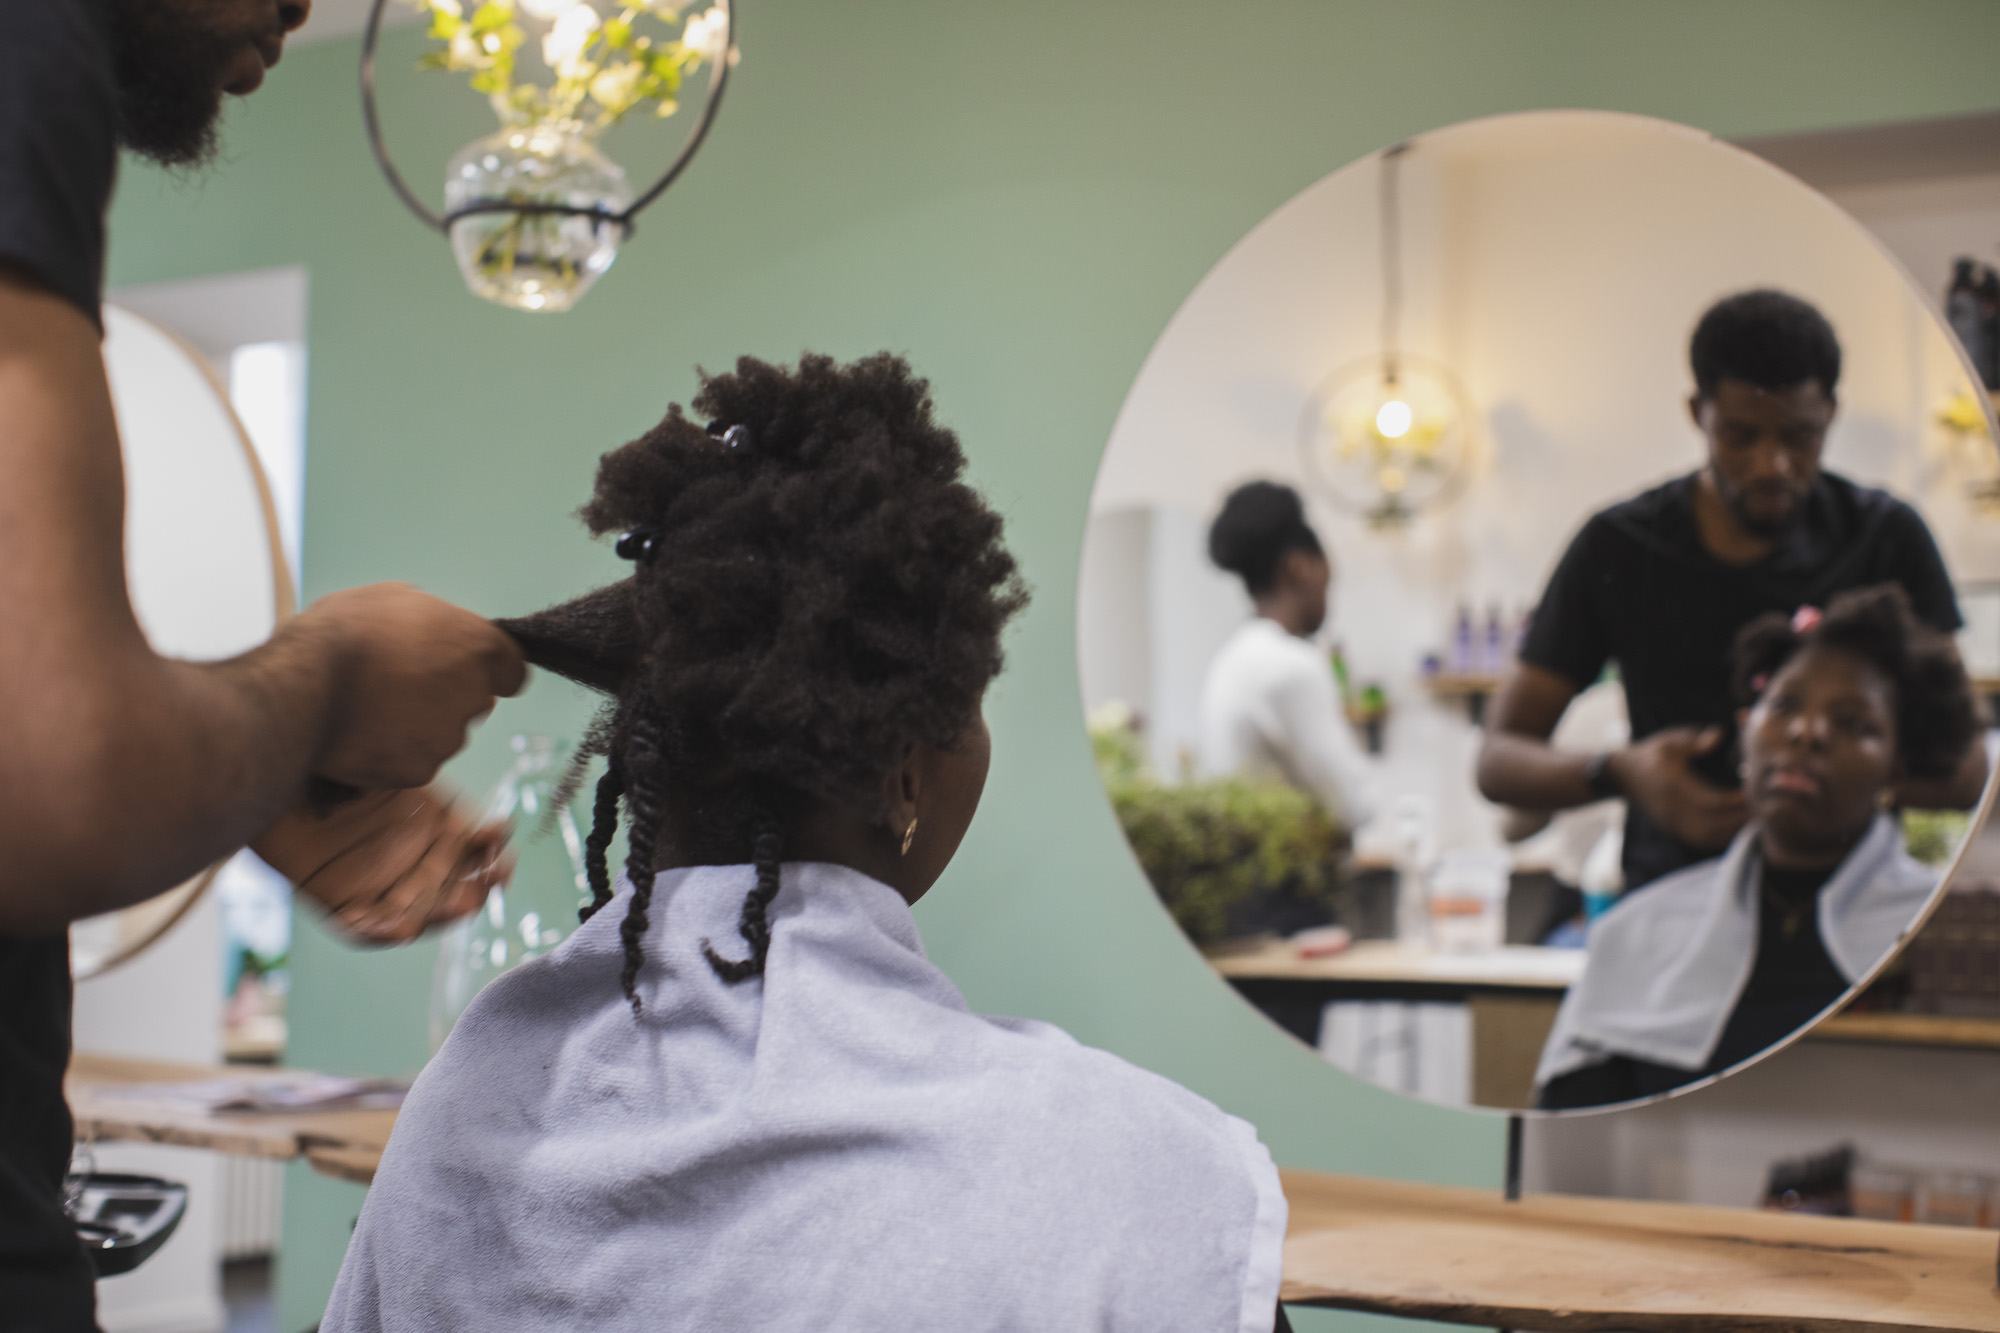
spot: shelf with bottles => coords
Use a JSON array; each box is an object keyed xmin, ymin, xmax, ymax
[{"xmin": 1419, "ymin": 602, "xmax": 1532, "ymax": 725}]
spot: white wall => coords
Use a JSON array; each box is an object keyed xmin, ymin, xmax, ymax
[
  {"xmin": 74, "ymin": 904, "xmax": 228, "ymax": 1333},
  {"xmin": 1081, "ymin": 109, "xmax": 1993, "ymax": 854}
]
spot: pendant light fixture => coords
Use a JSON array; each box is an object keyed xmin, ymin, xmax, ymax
[
  {"xmin": 361, "ymin": 0, "xmax": 736, "ymax": 312},
  {"xmin": 1299, "ymin": 140, "xmax": 1474, "ymax": 526}
]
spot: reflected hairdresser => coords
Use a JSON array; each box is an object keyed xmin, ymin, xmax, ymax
[{"xmin": 1480, "ymin": 290, "xmax": 1986, "ymax": 893}]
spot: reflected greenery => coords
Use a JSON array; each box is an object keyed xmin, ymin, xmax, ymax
[{"xmin": 1090, "ymin": 706, "xmax": 1344, "ymax": 946}]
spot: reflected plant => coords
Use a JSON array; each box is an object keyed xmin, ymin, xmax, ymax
[
  {"xmin": 1902, "ymin": 808, "xmax": 1972, "ymax": 867},
  {"xmin": 1087, "ymin": 703, "xmax": 1344, "ymax": 946}
]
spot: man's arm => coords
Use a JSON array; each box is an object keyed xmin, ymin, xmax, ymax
[
  {"xmin": 0, "ymin": 269, "xmax": 524, "ymax": 933},
  {"xmin": 1477, "ymin": 663, "xmax": 1749, "ymax": 851},
  {"xmin": 1475, "ymin": 664, "xmax": 1592, "ymax": 809}
]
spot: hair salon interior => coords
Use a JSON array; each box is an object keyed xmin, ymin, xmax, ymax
[{"xmin": 52, "ymin": 1, "xmax": 2000, "ymax": 1331}]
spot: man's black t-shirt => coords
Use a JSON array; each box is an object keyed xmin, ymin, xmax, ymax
[
  {"xmin": 1520, "ymin": 471, "xmax": 1960, "ymax": 891},
  {"xmin": 0, "ymin": 0, "xmax": 119, "ymax": 1327}
]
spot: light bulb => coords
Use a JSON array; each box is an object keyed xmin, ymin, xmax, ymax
[{"xmin": 1375, "ymin": 398, "xmax": 1413, "ymax": 439}]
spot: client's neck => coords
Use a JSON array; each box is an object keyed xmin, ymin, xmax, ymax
[
  {"xmin": 1758, "ymin": 818, "xmax": 1873, "ymax": 873},
  {"xmin": 651, "ymin": 792, "xmax": 914, "ymax": 904}
]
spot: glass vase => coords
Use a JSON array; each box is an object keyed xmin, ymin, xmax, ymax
[
  {"xmin": 428, "ymin": 735, "xmax": 590, "ymax": 1050},
  {"xmin": 444, "ymin": 120, "xmax": 632, "ymax": 312}
]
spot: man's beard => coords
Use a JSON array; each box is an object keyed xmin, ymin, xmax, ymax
[
  {"xmin": 1719, "ymin": 479, "xmax": 1807, "ymax": 541},
  {"xmin": 108, "ymin": 1, "xmax": 241, "ymax": 169}
]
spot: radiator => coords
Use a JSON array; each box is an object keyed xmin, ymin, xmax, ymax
[{"xmin": 218, "ymin": 1154, "xmax": 283, "ymax": 1259}]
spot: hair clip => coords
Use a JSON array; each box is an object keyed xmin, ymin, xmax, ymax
[
  {"xmin": 1790, "ymin": 605, "xmax": 1822, "ymax": 635},
  {"xmin": 1750, "ymin": 671, "xmax": 1771, "ymax": 694},
  {"xmin": 615, "ymin": 527, "xmax": 660, "ymax": 562},
  {"xmin": 709, "ymin": 423, "xmax": 752, "ymax": 452}
]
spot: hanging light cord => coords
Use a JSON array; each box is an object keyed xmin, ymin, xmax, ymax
[{"xmin": 1380, "ymin": 140, "xmax": 1410, "ymax": 387}]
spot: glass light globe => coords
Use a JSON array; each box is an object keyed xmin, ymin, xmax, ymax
[
  {"xmin": 1301, "ymin": 357, "xmax": 1473, "ymax": 526},
  {"xmin": 444, "ymin": 121, "xmax": 631, "ymax": 313},
  {"xmin": 1374, "ymin": 398, "xmax": 1413, "ymax": 439}
]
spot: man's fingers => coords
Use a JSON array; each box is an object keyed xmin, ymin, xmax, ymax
[
  {"xmin": 338, "ymin": 819, "xmax": 462, "ymax": 943},
  {"xmin": 486, "ymin": 630, "xmax": 529, "ymax": 697}
]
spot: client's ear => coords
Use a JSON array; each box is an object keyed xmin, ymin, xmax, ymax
[{"xmin": 493, "ymin": 580, "xmax": 641, "ymax": 695}]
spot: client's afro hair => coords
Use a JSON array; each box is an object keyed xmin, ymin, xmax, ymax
[
  {"xmin": 1731, "ymin": 583, "xmax": 1980, "ymax": 781},
  {"xmin": 500, "ymin": 352, "xmax": 1028, "ymax": 1010}
]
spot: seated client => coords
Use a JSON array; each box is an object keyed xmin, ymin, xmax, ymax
[
  {"xmin": 1535, "ymin": 584, "xmax": 1981, "ymax": 1111},
  {"xmin": 322, "ymin": 354, "xmax": 1287, "ymax": 1332}
]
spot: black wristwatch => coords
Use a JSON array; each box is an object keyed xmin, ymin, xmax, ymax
[{"xmin": 1583, "ymin": 751, "xmax": 1623, "ymax": 802}]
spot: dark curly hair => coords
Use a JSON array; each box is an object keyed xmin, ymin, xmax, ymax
[
  {"xmin": 497, "ymin": 353, "xmax": 1028, "ymax": 1013},
  {"xmin": 1731, "ymin": 583, "xmax": 1980, "ymax": 781},
  {"xmin": 1207, "ymin": 480, "xmax": 1323, "ymax": 595},
  {"xmin": 1690, "ymin": 289, "xmax": 1842, "ymax": 401}
]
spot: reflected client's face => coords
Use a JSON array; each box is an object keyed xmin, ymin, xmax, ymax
[
  {"xmin": 1741, "ymin": 646, "xmax": 1899, "ymax": 867},
  {"xmin": 1692, "ymin": 379, "xmax": 1834, "ymax": 539}
]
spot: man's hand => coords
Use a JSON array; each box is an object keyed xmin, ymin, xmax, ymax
[
  {"xmin": 253, "ymin": 787, "xmax": 515, "ymax": 944},
  {"xmin": 1608, "ymin": 726, "xmax": 1750, "ymax": 852},
  {"xmin": 301, "ymin": 584, "xmax": 528, "ymax": 790}
]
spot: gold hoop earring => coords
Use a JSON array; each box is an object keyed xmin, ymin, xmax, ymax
[{"xmin": 901, "ymin": 818, "xmax": 919, "ymax": 857}]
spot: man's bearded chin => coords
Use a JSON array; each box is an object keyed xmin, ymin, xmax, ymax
[
  {"xmin": 109, "ymin": 1, "xmax": 237, "ymax": 169},
  {"xmin": 1723, "ymin": 484, "xmax": 1804, "ymax": 541}
]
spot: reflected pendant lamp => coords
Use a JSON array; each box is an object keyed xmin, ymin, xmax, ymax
[
  {"xmin": 1300, "ymin": 140, "xmax": 1474, "ymax": 526},
  {"xmin": 360, "ymin": 0, "xmax": 736, "ymax": 312}
]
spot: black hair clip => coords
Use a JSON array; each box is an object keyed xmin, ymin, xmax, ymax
[{"xmin": 615, "ymin": 526, "xmax": 661, "ymax": 562}]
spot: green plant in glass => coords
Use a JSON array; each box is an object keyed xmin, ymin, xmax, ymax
[
  {"xmin": 1088, "ymin": 703, "xmax": 1346, "ymax": 946},
  {"xmin": 408, "ymin": 0, "xmax": 733, "ymax": 310}
]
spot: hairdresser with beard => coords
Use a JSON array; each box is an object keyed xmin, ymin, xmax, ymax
[
  {"xmin": 1478, "ymin": 290, "xmax": 1986, "ymax": 894},
  {"xmin": 1, "ymin": 2, "xmax": 526, "ymax": 1326}
]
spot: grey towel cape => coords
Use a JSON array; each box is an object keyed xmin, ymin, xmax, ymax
[
  {"xmin": 1536, "ymin": 815, "xmax": 1937, "ymax": 1090},
  {"xmin": 324, "ymin": 861, "xmax": 1286, "ymax": 1332}
]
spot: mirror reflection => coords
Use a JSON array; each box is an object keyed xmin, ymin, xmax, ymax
[{"xmin": 1080, "ymin": 110, "xmax": 1996, "ymax": 1114}]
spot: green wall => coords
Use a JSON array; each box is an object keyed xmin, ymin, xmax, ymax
[{"xmin": 103, "ymin": 2, "xmax": 2000, "ymax": 1327}]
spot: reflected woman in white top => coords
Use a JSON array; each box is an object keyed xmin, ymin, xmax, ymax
[{"xmin": 1199, "ymin": 481, "xmax": 1378, "ymax": 831}]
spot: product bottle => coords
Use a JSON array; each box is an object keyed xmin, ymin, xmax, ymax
[
  {"xmin": 428, "ymin": 734, "xmax": 590, "ymax": 1051},
  {"xmin": 1979, "ymin": 266, "xmax": 2000, "ymax": 390},
  {"xmin": 1329, "ymin": 641, "xmax": 1354, "ymax": 705},
  {"xmin": 1450, "ymin": 603, "xmax": 1474, "ymax": 674},
  {"xmin": 1949, "ymin": 257, "xmax": 1984, "ymax": 382}
]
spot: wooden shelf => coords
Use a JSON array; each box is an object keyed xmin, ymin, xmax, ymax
[
  {"xmin": 1281, "ymin": 1169, "xmax": 2000, "ymax": 1331},
  {"xmin": 1425, "ymin": 672, "xmax": 1506, "ymax": 725},
  {"xmin": 65, "ymin": 1052, "xmax": 396, "ymax": 1170},
  {"xmin": 1808, "ymin": 1011, "xmax": 2000, "ymax": 1050}
]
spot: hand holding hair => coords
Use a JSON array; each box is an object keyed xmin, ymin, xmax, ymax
[
  {"xmin": 298, "ymin": 582, "xmax": 529, "ymax": 790},
  {"xmin": 1609, "ymin": 724, "xmax": 1751, "ymax": 851}
]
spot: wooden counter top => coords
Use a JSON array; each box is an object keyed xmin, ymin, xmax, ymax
[
  {"xmin": 70, "ymin": 1054, "xmax": 2000, "ymax": 1328},
  {"xmin": 1211, "ymin": 938, "xmax": 1584, "ymax": 991},
  {"xmin": 1281, "ymin": 1169, "xmax": 2000, "ymax": 1331},
  {"xmin": 66, "ymin": 1052, "xmax": 398, "ymax": 1165}
]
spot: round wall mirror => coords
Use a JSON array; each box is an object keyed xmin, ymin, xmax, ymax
[
  {"xmin": 1080, "ymin": 109, "xmax": 1999, "ymax": 1116},
  {"xmin": 68, "ymin": 307, "xmax": 294, "ymax": 980}
]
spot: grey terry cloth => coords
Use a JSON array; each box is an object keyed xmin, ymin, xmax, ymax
[
  {"xmin": 324, "ymin": 861, "xmax": 1287, "ymax": 1332},
  {"xmin": 1535, "ymin": 814, "xmax": 1937, "ymax": 1090}
]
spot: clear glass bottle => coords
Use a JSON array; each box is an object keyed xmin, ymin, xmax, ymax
[
  {"xmin": 429, "ymin": 735, "xmax": 590, "ymax": 1051},
  {"xmin": 444, "ymin": 120, "xmax": 632, "ymax": 312}
]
